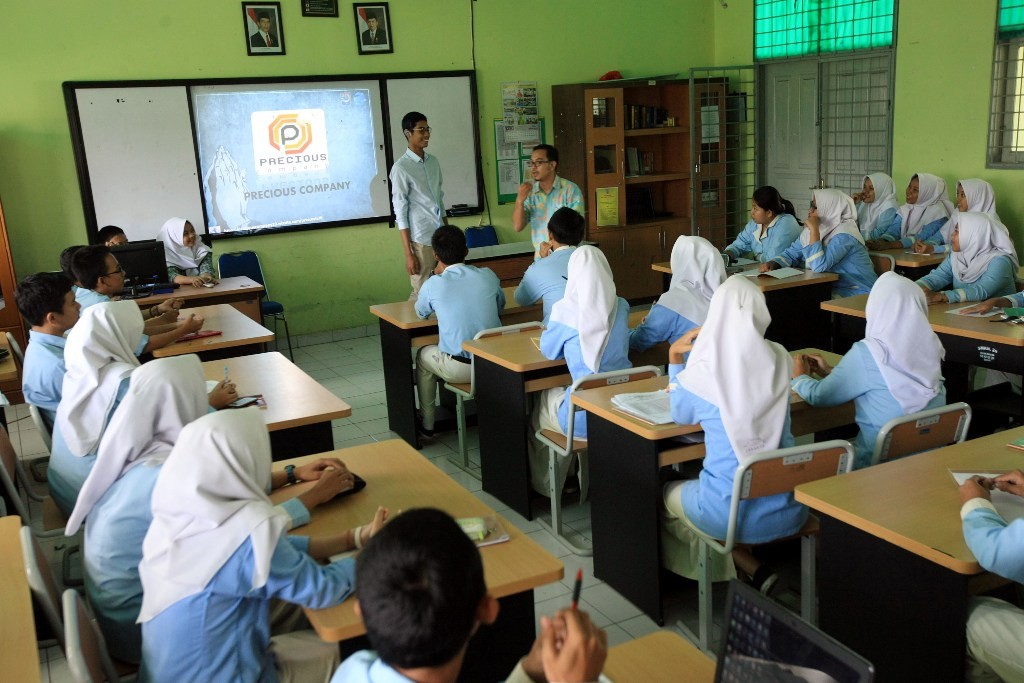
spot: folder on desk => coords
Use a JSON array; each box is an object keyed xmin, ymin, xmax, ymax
[{"xmin": 611, "ymin": 390, "xmax": 673, "ymax": 425}]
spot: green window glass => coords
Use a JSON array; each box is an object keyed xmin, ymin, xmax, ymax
[
  {"xmin": 1000, "ymin": 0, "xmax": 1024, "ymax": 39},
  {"xmin": 755, "ymin": 0, "xmax": 895, "ymax": 60}
]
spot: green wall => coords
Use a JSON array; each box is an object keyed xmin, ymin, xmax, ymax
[{"xmin": 1, "ymin": 0, "xmax": 715, "ymax": 335}]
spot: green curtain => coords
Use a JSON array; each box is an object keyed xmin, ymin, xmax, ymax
[{"xmin": 755, "ymin": 0, "xmax": 894, "ymax": 60}]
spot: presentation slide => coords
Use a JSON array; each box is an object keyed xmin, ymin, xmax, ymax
[{"xmin": 192, "ymin": 82, "xmax": 390, "ymax": 235}]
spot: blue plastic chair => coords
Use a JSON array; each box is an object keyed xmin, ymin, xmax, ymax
[{"xmin": 218, "ymin": 251, "xmax": 293, "ymax": 360}]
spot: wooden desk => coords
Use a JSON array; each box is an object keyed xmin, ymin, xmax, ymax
[
  {"xmin": 0, "ymin": 333, "xmax": 18, "ymax": 383},
  {"xmin": 650, "ymin": 262, "xmax": 837, "ymax": 350},
  {"xmin": 270, "ymin": 440, "xmax": 563, "ymax": 682},
  {"xmin": 793, "ymin": 427, "xmax": 1024, "ymax": 682},
  {"xmin": 892, "ymin": 251, "xmax": 945, "ymax": 278},
  {"xmin": 152, "ymin": 304, "xmax": 274, "ymax": 361},
  {"xmin": 369, "ymin": 287, "xmax": 541, "ymax": 450},
  {"xmin": 132, "ymin": 276, "xmax": 265, "ymax": 323},
  {"xmin": 466, "ymin": 242, "xmax": 535, "ymax": 287},
  {"xmin": 201, "ymin": 352, "xmax": 351, "ymax": 460},
  {"xmin": 574, "ymin": 350, "xmax": 854, "ymax": 624},
  {"xmin": 0, "ymin": 516, "xmax": 42, "ymax": 683},
  {"xmin": 604, "ymin": 631, "xmax": 715, "ymax": 682}
]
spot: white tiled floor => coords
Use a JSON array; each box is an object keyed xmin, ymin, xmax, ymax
[{"xmin": 13, "ymin": 332, "xmax": 804, "ymax": 682}]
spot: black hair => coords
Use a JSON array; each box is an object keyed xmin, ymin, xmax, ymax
[
  {"xmin": 95, "ymin": 225, "xmax": 126, "ymax": 245},
  {"xmin": 402, "ymin": 111, "xmax": 427, "ymax": 133},
  {"xmin": 356, "ymin": 508, "xmax": 485, "ymax": 669},
  {"xmin": 532, "ymin": 143, "xmax": 559, "ymax": 165},
  {"xmin": 431, "ymin": 225, "xmax": 467, "ymax": 266},
  {"xmin": 15, "ymin": 272, "xmax": 73, "ymax": 327},
  {"xmin": 71, "ymin": 245, "xmax": 112, "ymax": 290},
  {"xmin": 752, "ymin": 185, "xmax": 799, "ymax": 221},
  {"xmin": 256, "ymin": 11, "xmax": 270, "ymax": 21},
  {"xmin": 59, "ymin": 245, "xmax": 86, "ymax": 282},
  {"xmin": 547, "ymin": 207, "xmax": 585, "ymax": 246},
  {"xmin": 365, "ymin": 12, "xmax": 379, "ymax": 21}
]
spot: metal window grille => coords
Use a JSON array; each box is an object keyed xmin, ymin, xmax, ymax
[{"xmin": 988, "ymin": 0, "xmax": 1024, "ymax": 167}]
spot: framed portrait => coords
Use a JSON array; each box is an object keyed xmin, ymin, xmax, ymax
[
  {"xmin": 354, "ymin": 3, "xmax": 393, "ymax": 55},
  {"xmin": 301, "ymin": 0, "xmax": 338, "ymax": 18},
  {"xmin": 243, "ymin": 2, "xmax": 286, "ymax": 56}
]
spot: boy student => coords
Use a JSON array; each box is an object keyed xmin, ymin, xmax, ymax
[
  {"xmin": 513, "ymin": 206, "xmax": 585, "ymax": 324},
  {"xmin": 94, "ymin": 225, "xmax": 128, "ymax": 246},
  {"xmin": 15, "ymin": 272, "xmax": 81, "ymax": 431},
  {"xmin": 331, "ymin": 507, "xmax": 607, "ymax": 683},
  {"xmin": 391, "ymin": 111, "xmax": 446, "ymax": 300},
  {"xmin": 414, "ymin": 225, "xmax": 503, "ymax": 436},
  {"xmin": 513, "ymin": 144, "xmax": 585, "ymax": 258},
  {"xmin": 60, "ymin": 245, "xmax": 86, "ymax": 287}
]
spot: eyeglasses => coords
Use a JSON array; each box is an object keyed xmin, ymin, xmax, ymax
[
  {"xmin": 525, "ymin": 160, "xmax": 551, "ymax": 168},
  {"xmin": 104, "ymin": 265, "xmax": 125, "ymax": 277},
  {"xmin": 412, "ymin": 127, "xmax": 431, "ymax": 134},
  {"xmin": 809, "ymin": 202, "xmax": 817, "ymax": 210}
]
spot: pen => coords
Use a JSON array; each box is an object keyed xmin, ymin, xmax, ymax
[
  {"xmin": 571, "ymin": 568, "xmax": 583, "ymax": 609},
  {"xmin": 224, "ymin": 365, "xmax": 230, "ymax": 383}
]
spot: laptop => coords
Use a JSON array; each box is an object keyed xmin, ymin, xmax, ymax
[{"xmin": 715, "ymin": 580, "xmax": 874, "ymax": 683}]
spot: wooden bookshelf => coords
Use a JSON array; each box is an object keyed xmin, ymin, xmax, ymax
[{"xmin": 0, "ymin": 194, "xmax": 25, "ymax": 403}]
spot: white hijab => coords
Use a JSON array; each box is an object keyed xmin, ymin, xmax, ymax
[
  {"xmin": 897, "ymin": 173, "xmax": 954, "ymax": 238},
  {"xmin": 57, "ymin": 301, "xmax": 143, "ymax": 456},
  {"xmin": 940, "ymin": 179, "xmax": 1001, "ymax": 245},
  {"xmin": 549, "ymin": 245, "xmax": 617, "ymax": 372},
  {"xmin": 856, "ymin": 173, "xmax": 899, "ymax": 236},
  {"xmin": 66, "ymin": 355, "xmax": 209, "ymax": 535},
  {"xmin": 952, "ymin": 212, "xmax": 1020, "ymax": 284},
  {"xmin": 862, "ymin": 273, "xmax": 944, "ymax": 414},
  {"xmin": 802, "ymin": 189, "xmax": 864, "ymax": 247},
  {"xmin": 137, "ymin": 409, "xmax": 288, "ymax": 623},
  {"xmin": 656, "ymin": 235, "xmax": 726, "ymax": 324},
  {"xmin": 160, "ymin": 217, "xmax": 211, "ymax": 271},
  {"xmin": 677, "ymin": 275, "xmax": 792, "ymax": 464}
]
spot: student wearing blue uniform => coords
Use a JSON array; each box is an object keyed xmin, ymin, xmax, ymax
[
  {"xmin": 917, "ymin": 212, "xmax": 1018, "ymax": 304},
  {"xmin": 723, "ymin": 186, "xmax": 803, "ymax": 264},
  {"xmin": 957, "ymin": 471, "xmax": 1024, "ymax": 682},
  {"xmin": 852, "ymin": 172, "xmax": 899, "ymax": 240},
  {"xmin": 138, "ymin": 409, "xmax": 390, "ymax": 683},
  {"xmin": 530, "ymin": 246, "xmax": 631, "ymax": 495},
  {"xmin": 513, "ymin": 206, "xmax": 584, "ymax": 323},
  {"xmin": 791, "ymin": 273, "xmax": 946, "ymax": 469},
  {"xmin": 630, "ymin": 235, "xmax": 725, "ymax": 352},
  {"xmin": 661, "ymin": 275, "xmax": 804, "ymax": 590},
  {"xmin": 763, "ymin": 189, "xmax": 877, "ymax": 298},
  {"xmin": 161, "ymin": 217, "xmax": 218, "ymax": 287},
  {"xmin": 914, "ymin": 179, "xmax": 1001, "ymax": 255},
  {"xmin": 60, "ymin": 245, "xmax": 85, "ymax": 288},
  {"xmin": 866, "ymin": 173, "xmax": 953, "ymax": 249},
  {"xmin": 95, "ymin": 224, "xmax": 128, "ymax": 247},
  {"xmin": 415, "ymin": 225, "xmax": 504, "ymax": 435},
  {"xmin": 331, "ymin": 508, "xmax": 607, "ymax": 683},
  {"xmin": 15, "ymin": 272, "xmax": 81, "ymax": 432}
]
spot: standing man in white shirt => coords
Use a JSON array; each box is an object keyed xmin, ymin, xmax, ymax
[{"xmin": 390, "ymin": 111, "xmax": 446, "ymax": 299}]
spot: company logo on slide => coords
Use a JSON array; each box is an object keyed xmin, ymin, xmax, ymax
[{"xmin": 251, "ymin": 109, "xmax": 329, "ymax": 175}]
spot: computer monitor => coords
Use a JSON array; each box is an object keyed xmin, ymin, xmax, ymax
[
  {"xmin": 715, "ymin": 580, "xmax": 874, "ymax": 683},
  {"xmin": 110, "ymin": 241, "xmax": 167, "ymax": 289}
]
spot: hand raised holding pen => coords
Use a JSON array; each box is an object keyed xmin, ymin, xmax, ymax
[{"xmin": 540, "ymin": 609, "xmax": 607, "ymax": 683}]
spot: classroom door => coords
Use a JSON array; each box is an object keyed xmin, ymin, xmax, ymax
[{"xmin": 761, "ymin": 60, "xmax": 820, "ymax": 208}]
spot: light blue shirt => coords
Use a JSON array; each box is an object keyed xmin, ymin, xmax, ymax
[
  {"xmin": 22, "ymin": 330, "xmax": 67, "ymax": 430},
  {"xmin": 628, "ymin": 304, "xmax": 698, "ymax": 352},
  {"xmin": 774, "ymin": 233, "xmax": 877, "ymax": 298},
  {"xmin": 790, "ymin": 342, "xmax": 946, "ymax": 469},
  {"xmin": 332, "ymin": 651, "xmax": 534, "ymax": 683},
  {"xmin": 513, "ymin": 246, "xmax": 573, "ymax": 323},
  {"xmin": 863, "ymin": 207, "xmax": 899, "ymax": 241},
  {"xmin": 415, "ymin": 264, "xmax": 504, "ymax": 358},
  {"xmin": 916, "ymin": 255, "xmax": 1017, "ymax": 304},
  {"xmin": 962, "ymin": 500, "xmax": 1024, "ymax": 583},
  {"xmin": 540, "ymin": 299, "xmax": 632, "ymax": 439},
  {"xmin": 724, "ymin": 214, "xmax": 803, "ymax": 263},
  {"xmin": 390, "ymin": 149, "xmax": 444, "ymax": 246},
  {"xmin": 872, "ymin": 212, "xmax": 947, "ymax": 246},
  {"xmin": 75, "ymin": 287, "xmax": 111, "ymax": 310},
  {"xmin": 141, "ymin": 536, "xmax": 356, "ymax": 683},
  {"xmin": 668, "ymin": 363, "xmax": 807, "ymax": 543},
  {"xmin": 1006, "ymin": 292, "xmax": 1024, "ymax": 307}
]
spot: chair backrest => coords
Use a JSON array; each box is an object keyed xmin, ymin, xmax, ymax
[
  {"xmin": 561, "ymin": 366, "xmax": 664, "ymax": 448},
  {"xmin": 867, "ymin": 251, "xmax": 896, "ymax": 277},
  {"xmin": 218, "ymin": 251, "xmax": 269, "ymax": 296},
  {"xmin": 63, "ymin": 589, "xmax": 121, "ymax": 683},
  {"xmin": 468, "ymin": 322, "xmax": 544, "ymax": 396},
  {"xmin": 28, "ymin": 404, "xmax": 53, "ymax": 452},
  {"xmin": 719, "ymin": 440, "xmax": 855, "ymax": 553},
  {"xmin": 871, "ymin": 402, "xmax": 971, "ymax": 466},
  {"xmin": 0, "ymin": 424, "xmax": 31, "ymax": 520},
  {"xmin": 20, "ymin": 525, "xmax": 64, "ymax": 648},
  {"xmin": 6, "ymin": 331, "xmax": 24, "ymax": 367}
]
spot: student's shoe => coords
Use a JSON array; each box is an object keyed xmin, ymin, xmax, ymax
[
  {"xmin": 750, "ymin": 565, "xmax": 779, "ymax": 597},
  {"xmin": 416, "ymin": 417, "xmax": 435, "ymax": 440}
]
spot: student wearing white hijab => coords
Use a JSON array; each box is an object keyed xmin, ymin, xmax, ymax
[
  {"xmin": 529, "ymin": 246, "xmax": 631, "ymax": 495},
  {"xmin": 792, "ymin": 273, "xmax": 946, "ymax": 469},
  {"xmin": 917, "ymin": 212, "xmax": 1018, "ymax": 304},
  {"xmin": 763, "ymin": 189, "xmax": 877, "ymax": 298},
  {"xmin": 661, "ymin": 275, "xmax": 803, "ymax": 589},
  {"xmin": 867, "ymin": 172, "xmax": 953, "ymax": 250},
  {"xmin": 854, "ymin": 172, "xmax": 900, "ymax": 240},
  {"xmin": 160, "ymin": 217, "xmax": 217, "ymax": 287},
  {"xmin": 630, "ymin": 235, "xmax": 726, "ymax": 352},
  {"xmin": 914, "ymin": 179, "xmax": 1001, "ymax": 255},
  {"xmin": 139, "ymin": 409, "xmax": 388, "ymax": 683}
]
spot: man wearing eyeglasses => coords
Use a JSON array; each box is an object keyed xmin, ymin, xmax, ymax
[
  {"xmin": 390, "ymin": 111, "xmax": 446, "ymax": 299},
  {"xmin": 513, "ymin": 144, "xmax": 584, "ymax": 258}
]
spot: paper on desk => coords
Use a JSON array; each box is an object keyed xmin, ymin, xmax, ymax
[
  {"xmin": 530, "ymin": 336, "xmax": 541, "ymax": 350},
  {"xmin": 611, "ymin": 390, "xmax": 673, "ymax": 425},
  {"xmin": 947, "ymin": 305, "xmax": 1002, "ymax": 317},
  {"xmin": 745, "ymin": 267, "xmax": 803, "ymax": 279},
  {"xmin": 733, "ymin": 257, "xmax": 757, "ymax": 265},
  {"xmin": 950, "ymin": 471, "xmax": 1024, "ymax": 523}
]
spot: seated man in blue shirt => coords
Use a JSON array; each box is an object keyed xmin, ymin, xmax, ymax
[
  {"xmin": 15, "ymin": 272, "xmax": 81, "ymax": 432},
  {"xmin": 514, "ymin": 207, "xmax": 584, "ymax": 324},
  {"xmin": 415, "ymin": 226, "xmax": 504, "ymax": 435},
  {"xmin": 331, "ymin": 507, "xmax": 607, "ymax": 683}
]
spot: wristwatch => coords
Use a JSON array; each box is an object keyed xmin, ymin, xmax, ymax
[{"xmin": 285, "ymin": 464, "xmax": 297, "ymax": 486}]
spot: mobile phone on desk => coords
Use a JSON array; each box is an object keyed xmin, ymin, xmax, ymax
[{"xmin": 227, "ymin": 396, "xmax": 259, "ymax": 408}]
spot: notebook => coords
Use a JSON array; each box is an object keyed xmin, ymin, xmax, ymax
[{"xmin": 745, "ymin": 267, "xmax": 804, "ymax": 279}]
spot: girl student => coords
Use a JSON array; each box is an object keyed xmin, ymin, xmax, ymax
[
  {"xmin": 661, "ymin": 275, "xmax": 802, "ymax": 592},
  {"xmin": 914, "ymin": 178, "xmax": 1001, "ymax": 255},
  {"xmin": 852, "ymin": 172, "xmax": 899, "ymax": 240},
  {"xmin": 791, "ymin": 273, "xmax": 946, "ymax": 470},
  {"xmin": 917, "ymin": 212, "xmax": 1018, "ymax": 304},
  {"xmin": 630, "ymin": 235, "xmax": 726, "ymax": 352},
  {"xmin": 761, "ymin": 188, "xmax": 877, "ymax": 298},
  {"xmin": 138, "ymin": 408, "xmax": 389, "ymax": 683},
  {"xmin": 722, "ymin": 186, "xmax": 803, "ymax": 264},
  {"xmin": 161, "ymin": 217, "xmax": 218, "ymax": 287},
  {"xmin": 866, "ymin": 172, "xmax": 953, "ymax": 250}
]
